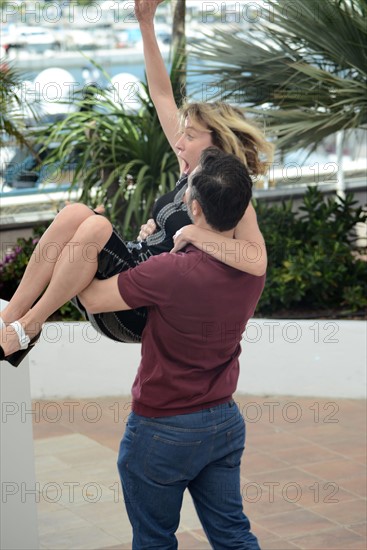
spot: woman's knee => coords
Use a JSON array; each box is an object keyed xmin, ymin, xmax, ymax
[
  {"xmin": 77, "ymin": 213, "xmax": 113, "ymax": 248},
  {"xmin": 55, "ymin": 203, "xmax": 94, "ymax": 229}
]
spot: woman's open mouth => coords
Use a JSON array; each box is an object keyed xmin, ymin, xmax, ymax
[{"xmin": 183, "ymin": 160, "xmax": 190, "ymax": 174}]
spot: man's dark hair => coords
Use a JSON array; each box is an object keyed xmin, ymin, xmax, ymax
[{"xmin": 189, "ymin": 147, "xmax": 253, "ymax": 232}]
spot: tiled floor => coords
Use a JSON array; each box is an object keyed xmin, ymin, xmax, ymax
[{"xmin": 32, "ymin": 395, "xmax": 367, "ymax": 550}]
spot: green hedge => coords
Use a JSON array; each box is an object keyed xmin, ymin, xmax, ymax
[
  {"xmin": 256, "ymin": 187, "xmax": 367, "ymax": 316},
  {"xmin": 1, "ymin": 188, "xmax": 366, "ymax": 319}
]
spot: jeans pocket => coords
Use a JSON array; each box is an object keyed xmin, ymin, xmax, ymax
[
  {"xmin": 225, "ymin": 418, "xmax": 246, "ymax": 467},
  {"xmin": 144, "ymin": 434, "xmax": 202, "ymax": 484},
  {"xmin": 118, "ymin": 417, "xmax": 140, "ymax": 473}
]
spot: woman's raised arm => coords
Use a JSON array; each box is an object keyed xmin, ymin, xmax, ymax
[{"xmin": 135, "ymin": 0, "xmax": 180, "ymax": 155}]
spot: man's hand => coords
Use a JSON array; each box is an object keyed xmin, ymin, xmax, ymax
[
  {"xmin": 170, "ymin": 225, "xmax": 193, "ymax": 253},
  {"xmin": 134, "ymin": 0, "xmax": 166, "ymax": 24},
  {"xmin": 137, "ymin": 218, "xmax": 157, "ymax": 241}
]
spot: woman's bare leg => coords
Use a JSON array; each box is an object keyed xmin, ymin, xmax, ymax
[
  {"xmin": 0, "ymin": 203, "xmax": 99, "ymax": 323},
  {"xmin": 1, "ymin": 214, "xmax": 113, "ymax": 356}
]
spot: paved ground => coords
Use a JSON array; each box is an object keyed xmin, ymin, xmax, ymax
[{"xmin": 32, "ymin": 394, "xmax": 366, "ymax": 550}]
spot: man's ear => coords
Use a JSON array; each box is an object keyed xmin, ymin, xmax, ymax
[{"xmin": 191, "ymin": 199, "xmax": 202, "ymax": 217}]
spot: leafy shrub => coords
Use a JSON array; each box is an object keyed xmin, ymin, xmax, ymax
[
  {"xmin": 256, "ymin": 187, "xmax": 367, "ymax": 316},
  {"xmin": 0, "ymin": 232, "xmax": 40, "ymax": 301},
  {"xmin": 32, "ymin": 55, "xmax": 185, "ymax": 240},
  {"xmin": 0, "ymin": 227, "xmax": 82, "ymax": 321},
  {"xmin": 1, "ymin": 188, "xmax": 366, "ymax": 320}
]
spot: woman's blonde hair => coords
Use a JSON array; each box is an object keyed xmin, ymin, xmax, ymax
[{"xmin": 179, "ymin": 102, "xmax": 274, "ymax": 176}]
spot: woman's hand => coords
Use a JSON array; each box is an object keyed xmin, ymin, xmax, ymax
[
  {"xmin": 94, "ymin": 205, "xmax": 105, "ymax": 214},
  {"xmin": 137, "ymin": 218, "xmax": 157, "ymax": 241},
  {"xmin": 134, "ymin": 0, "xmax": 165, "ymax": 25},
  {"xmin": 170, "ymin": 225, "xmax": 194, "ymax": 253}
]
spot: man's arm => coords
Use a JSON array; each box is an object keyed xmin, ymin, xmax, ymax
[
  {"xmin": 79, "ymin": 253, "xmax": 181, "ymax": 314},
  {"xmin": 78, "ymin": 276, "xmax": 132, "ymax": 314},
  {"xmin": 171, "ymin": 203, "xmax": 267, "ymax": 276}
]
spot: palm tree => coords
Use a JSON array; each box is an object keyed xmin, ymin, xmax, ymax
[{"xmin": 188, "ymin": 0, "xmax": 367, "ymax": 153}]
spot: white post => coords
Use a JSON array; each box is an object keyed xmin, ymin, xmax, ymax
[{"xmin": 0, "ymin": 300, "xmax": 39, "ymax": 550}]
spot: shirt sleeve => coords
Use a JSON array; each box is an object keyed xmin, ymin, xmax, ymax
[{"xmin": 118, "ymin": 253, "xmax": 179, "ymax": 309}]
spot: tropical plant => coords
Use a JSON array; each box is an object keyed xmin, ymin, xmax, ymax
[
  {"xmin": 31, "ymin": 54, "xmax": 185, "ymax": 238},
  {"xmin": 188, "ymin": 0, "xmax": 367, "ymax": 153}
]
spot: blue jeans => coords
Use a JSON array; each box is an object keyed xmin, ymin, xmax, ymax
[{"xmin": 117, "ymin": 401, "xmax": 260, "ymax": 549}]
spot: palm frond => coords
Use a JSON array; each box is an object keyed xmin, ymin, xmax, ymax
[
  {"xmin": 188, "ymin": 0, "xmax": 367, "ymax": 151},
  {"xmin": 0, "ymin": 59, "xmax": 39, "ymax": 149}
]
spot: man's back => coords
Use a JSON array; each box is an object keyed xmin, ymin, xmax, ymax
[{"xmin": 118, "ymin": 245, "xmax": 265, "ymax": 416}]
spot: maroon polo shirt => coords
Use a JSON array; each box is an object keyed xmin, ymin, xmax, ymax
[{"xmin": 118, "ymin": 245, "xmax": 265, "ymax": 417}]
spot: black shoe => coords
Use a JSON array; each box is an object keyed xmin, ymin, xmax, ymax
[
  {"xmin": 1, "ymin": 333, "xmax": 41, "ymax": 367},
  {"xmin": 0, "ymin": 321, "xmax": 41, "ymax": 368}
]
